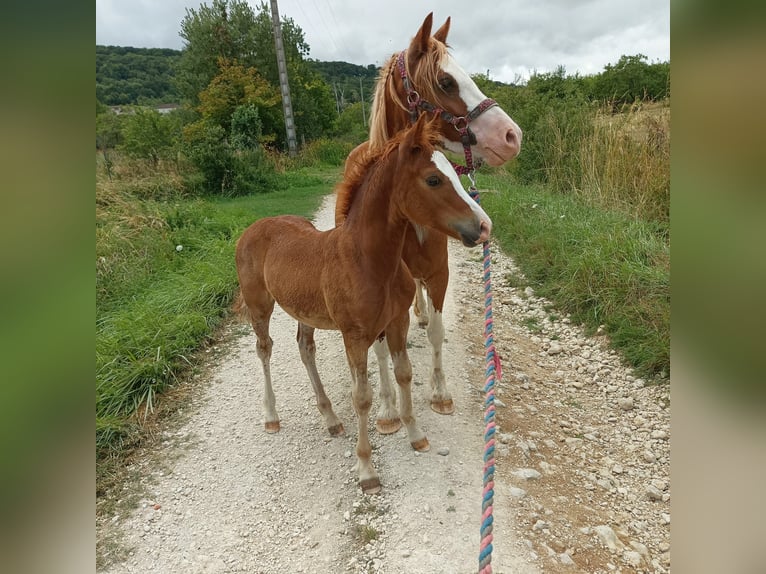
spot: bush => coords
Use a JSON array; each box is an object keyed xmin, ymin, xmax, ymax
[
  {"xmin": 120, "ymin": 107, "xmax": 178, "ymax": 167},
  {"xmin": 335, "ymin": 102, "xmax": 368, "ymax": 144},
  {"xmin": 182, "ymin": 119, "xmax": 281, "ymax": 195},
  {"xmin": 481, "ymin": 68, "xmax": 669, "ymax": 224},
  {"xmin": 293, "ymin": 138, "xmax": 355, "ymax": 168}
]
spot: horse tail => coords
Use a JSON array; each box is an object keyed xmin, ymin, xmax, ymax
[{"xmin": 232, "ymin": 290, "xmax": 252, "ymax": 324}]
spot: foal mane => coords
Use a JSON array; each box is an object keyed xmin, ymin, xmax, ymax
[
  {"xmin": 335, "ymin": 120, "xmax": 442, "ymax": 224},
  {"xmin": 369, "ymin": 38, "xmax": 449, "ymax": 150}
]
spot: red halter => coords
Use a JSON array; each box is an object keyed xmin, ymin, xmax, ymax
[{"xmin": 396, "ymin": 51, "xmax": 496, "ymax": 173}]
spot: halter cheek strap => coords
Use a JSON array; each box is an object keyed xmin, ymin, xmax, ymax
[{"xmin": 396, "ymin": 51, "xmax": 497, "ymax": 172}]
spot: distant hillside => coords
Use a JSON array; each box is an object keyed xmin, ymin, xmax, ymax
[
  {"xmin": 307, "ymin": 60, "xmax": 379, "ymax": 107},
  {"xmin": 96, "ymin": 46, "xmax": 182, "ymax": 106},
  {"xmin": 96, "ymin": 44, "xmax": 387, "ymax": 110}
]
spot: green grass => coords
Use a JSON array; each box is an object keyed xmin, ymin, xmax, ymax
[
  {"xmin": 96, "ymin": 165, "xmax": 339, "ymax": 456},
  {"xmin": 479, "ymin": 174, "xmax": 669, "ymax": 379}
]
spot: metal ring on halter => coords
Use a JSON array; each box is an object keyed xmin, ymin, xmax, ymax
[
  {"xmin": 407, "ymin": 91, "xmax": 421, "ymax": 106},
  {"xmin": 467, "ymin": 170, "xmax": 477, "ymax": 189},
  {"xmin": 452, "ymin": 117, "xmax": 468, "ymax": 132}
]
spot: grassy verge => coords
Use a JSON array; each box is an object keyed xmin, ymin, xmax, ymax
[
  {"xmin": 479, "ymin": 172, "xmax": 669, "ymax": 380},
  {"xmin": 96, "ymin": 164, "xmax": 339, "ymax": 457}
]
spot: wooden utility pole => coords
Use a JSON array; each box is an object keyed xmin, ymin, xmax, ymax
[{"xmin": 269, "ymin": 0, "xmax": 298, "ymax": 157}]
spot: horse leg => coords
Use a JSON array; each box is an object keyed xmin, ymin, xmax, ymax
[
  {"xmin": 247, "ymin": 300, "xmax": 280, "ymax": 433},
  {"xmin": 425, "ymin": 272, "xmax": 455, "ymax": 415},
  {"xmin": 412, "ymin": 279, "xmax": 429, "ymax": 327},
  {"xmin": 296, "ymin": 323, "xmax": 344, "ymax": 436},
  {"xmin": 386, "ymin": 314, "xmax": 430, "ymax": 452},
  {"xmin": 344, "ymin": 336, "xmax": 380, "ymax": 494},
  {"xmin": 372, "ymin": 336, "xmax": 402, "ymax": 434}
]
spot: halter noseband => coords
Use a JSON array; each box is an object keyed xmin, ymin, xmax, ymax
[{"xmin": 397, "ymin": 50, "xmax": 497, "ymax": 173}]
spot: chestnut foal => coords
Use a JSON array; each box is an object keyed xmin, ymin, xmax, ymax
[
  {"xmin": 337, "ymin": 13, "xmax": 522, "ymax": 433},
  {"xmin": 235, "ymin": 116, "xmax": 491, "ymax": 493}
]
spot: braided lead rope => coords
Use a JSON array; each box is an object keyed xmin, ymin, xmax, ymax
[{"xmin": 469, "ymin": 179, "xmax": 502, "ymax": 574}]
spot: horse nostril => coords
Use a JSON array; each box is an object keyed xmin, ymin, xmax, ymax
[
  {"xmin": 477, "ymin": 220, "xmax": 492, "ymax": 244},
  {"xmin": 506, "ymin": 128, "xmax": 517, "ymax": 146}
]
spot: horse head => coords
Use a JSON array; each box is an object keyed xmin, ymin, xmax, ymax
[
  {"xmin": 393, "ymin": 115, "xmax": 492, "ymax": 247},
  {"xmin": 379, "ymin": 12, "xmax": 522, "ymax": 167}
]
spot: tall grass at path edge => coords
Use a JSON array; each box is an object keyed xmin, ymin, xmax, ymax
[
  {"xmin": 96, "ymin": 167, "xmax": 339, "ymax": 459},
  {"xmin": 479, "ymin": 173, "xmax": 669, "ymax": 380}
]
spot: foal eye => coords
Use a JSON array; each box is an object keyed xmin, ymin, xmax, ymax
[{"xmin": 426, "ymin": 175, "xmax": 441, "ymax": 187}]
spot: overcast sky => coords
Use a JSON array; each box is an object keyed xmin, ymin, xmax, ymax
[{"xmin": 96, "ymin": 0, "xmax": 669, "ymax": 83}]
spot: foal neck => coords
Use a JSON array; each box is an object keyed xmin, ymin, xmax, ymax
[{"xmin": 342, "ymin": 155, "xmax": 410, "ymax": 272}]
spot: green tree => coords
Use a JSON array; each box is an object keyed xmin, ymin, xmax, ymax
[
  {"xmin": 176, "ymin": 0, "xmax": 335, "ymax": 148},
  {"xmin": 177, "ymin": 0, "xmax": 265, "ymax": 105},
  {"xmin": 231, "ymin": 103, "xmax": 263, "ymax": 150},
  {"xmin": 196, "ymin": 57, "xmax": 281, "ymax": 142},
  {"xmin": 590, "ymin": 54, "xmax": 670, "ymax": 106},
  {"xmin": 182, "ymin": 60, "xmax": 282, "ymax": 195},
  {"xmin": 335, "ymin": 102, "xmax": 367, "ymax": 144},
  {"xmin": 120, "ymin": 107, "xmax": 177, "ymax": 167}
]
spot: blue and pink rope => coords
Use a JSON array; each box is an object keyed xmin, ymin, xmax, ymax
[{"xmin": 469, "ymin": 184, "xmax": 502, "ymax": 574}]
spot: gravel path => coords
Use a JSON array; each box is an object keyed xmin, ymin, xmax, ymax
[{"xmin": 98, "ymin": 194, "xmax": 670, "ymax": 574}]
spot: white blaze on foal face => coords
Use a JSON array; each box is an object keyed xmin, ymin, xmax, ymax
[{"xmin": 431, "ymin": 150, "xmax": 492, "ymax": 230}]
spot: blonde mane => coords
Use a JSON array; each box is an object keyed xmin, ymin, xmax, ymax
[{"xmin": 368, "ymin": 39, "xmax": 449, "ymax": 151}]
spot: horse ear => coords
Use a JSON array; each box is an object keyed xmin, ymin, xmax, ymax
[
  {"xmin": 408, "ymin": 12, "xmax": 434, "ymax": 61},
  {"xmin": 433, "ymin": 17, "xmax": 451, "ymax": 44},
  {"xmin": 403, "ymin": 113, "xmax": 429, "ymax": 154}
]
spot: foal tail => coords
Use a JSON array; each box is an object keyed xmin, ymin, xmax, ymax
[{"xmin": 232, "ymin": 290, "xmax": 252, "ymax": 324}]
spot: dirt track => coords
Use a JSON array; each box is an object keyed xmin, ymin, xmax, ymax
[{"xmin": 98, "ymin": 194, "xmax": 670, "ymax": 574}]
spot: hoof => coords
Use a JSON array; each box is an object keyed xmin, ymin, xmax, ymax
[
  {"xmin": 411, "ymin": 436, "xmax": 430, "ymax": 452},
  {"xmin": 375, "ymin": 418, "xmax": 402, "ymax": 435},
  {"xmin": 264, "ymin": 421, "xmax": 280, "ymax": 433},
  {"xmin": 359, "ymin": 477, "xmax": 381, "ymax": 495},
  {"xmin": 328, "ymin": 423, "xmax": 345, "ymax": 437},
  {"xmin": 430, "ymin": 398, "xmax": 455, "ymax": 415}
]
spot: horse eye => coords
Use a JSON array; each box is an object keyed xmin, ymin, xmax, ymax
[
  {"xmin": 426, "ymin": 175, "xmax": 441, "ymax": 187},
  {"xmin": 438, "ymin": 76, "xmax": 455, "ymax": 91}
]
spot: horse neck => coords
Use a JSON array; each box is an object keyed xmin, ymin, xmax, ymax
[{"xmin": 343, "ymin": 159, "xmax": 409, "ymax": 277}]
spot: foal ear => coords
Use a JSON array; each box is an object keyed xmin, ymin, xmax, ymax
[
  {"xmin": 408, "ymin": 12, "xmax": 434, "ymax": 61},
  {"xmin": 433, "ymin": 17, "xmax": 451, "ymax": 44},
  {"xmin": 402, "ymin": 114, "xmax": 429, "ymax": 155}
]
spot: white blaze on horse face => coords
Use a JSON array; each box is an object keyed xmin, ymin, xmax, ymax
[
  {"xmin": 431, "ymin": 150, "xmax": 492, "ymax": 231},
  {"xmin": 440, "ymin": 54, "xmax": 522, "ymax": 164}
]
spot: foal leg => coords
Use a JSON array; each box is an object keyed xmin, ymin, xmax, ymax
[
  {"xmin": 372, "ymin": 336, "xmax": 402, "ymax": 435},
  {"xmin": 344, "ymin": 337, "xmax": 380, "ymax": 494},
  {"xmin": 386, "ymin": 314, "xmax": 429, "ymax": 452},
  {"xmin": 412, "ymin": 279, "xmax": 429, "ymax": 327},
  {"xmin": 425, "ymin": 273, "xmax": 455, "ymax": 415},
  {"xmin": 248, "ymin": 301, "xmax": 280, "ymax": 433},
  {"xmin": 296, "ymin": 323, "xmax": 344, "ymax": 436}
]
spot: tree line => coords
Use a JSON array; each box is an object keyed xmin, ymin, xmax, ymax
[{"xmin": 96, "ymin": 46, "xmax": 182, "ymax": 105}]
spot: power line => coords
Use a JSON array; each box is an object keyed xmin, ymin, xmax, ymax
[
  {"xmin": 321, "ymin": 0, "xmax": 352, "ymax": 55},
  {"xmin": 308, "ymin": 0, "xmax": 340, "ymax": 55}
]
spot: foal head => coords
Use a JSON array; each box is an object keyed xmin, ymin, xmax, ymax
[
  {"xmin": 392, "ymin": 116, "xmax": 492, "ymax": 247},
  {"xmin": 370, "ymin": 12, "xmax": 522, "ymax": 166}
]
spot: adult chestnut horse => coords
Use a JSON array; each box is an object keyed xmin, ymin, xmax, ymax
[
  {"xmin": 235, "ymin": 116, "xmax": 492, "ymax": 494},
  {"xmin": 336, "ymin": 13, "xmax": 522, "ymax": 433}
]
